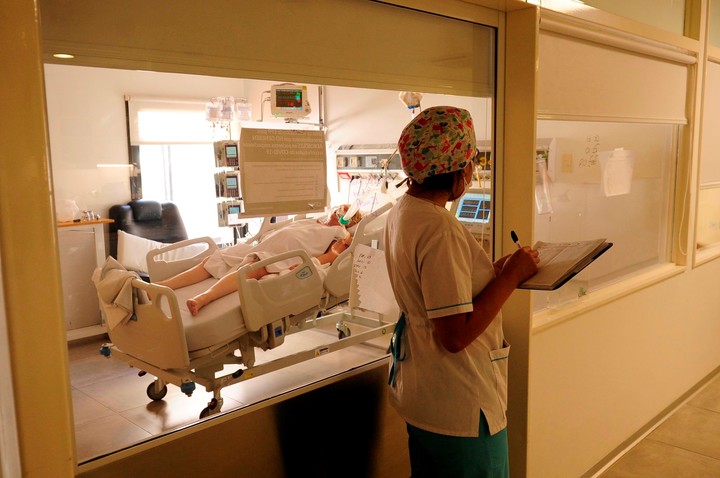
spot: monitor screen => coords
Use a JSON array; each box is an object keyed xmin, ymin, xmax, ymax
[
  {"xmin": 226, "ymin": 177, "xmax": 238, "ymax": 188},
  {"xmin": 275, "ymin": 88, "xmax": 303, "ymax": 109},
  {"xmin": 455, "ymin": 193, "xmax": 491, "ymax": 224},
  {"xmin": 225, "ymin": 144, "xmax": 238, "ymax": 158},
  {"xmin": 228, "ymin": 206, "xmax": 241, "ymax": 215},
  {"xmin": 270, "ymin": 84, "xmax": 310, "ymax": 118}
]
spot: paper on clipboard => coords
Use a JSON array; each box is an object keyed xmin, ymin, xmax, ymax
[
  {"xmin": 350, "ymin": 244, "xmax": 399, "ymax": 318},
  {"xmin": 518, "ymin": 239, "xmax": 612, "ymax": 291}
]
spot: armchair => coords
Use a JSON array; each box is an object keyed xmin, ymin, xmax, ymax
[{"xmin": 108, "ymin": 200, "xmax": 188, "ymax": 281}]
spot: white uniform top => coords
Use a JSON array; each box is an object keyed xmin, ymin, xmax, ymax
[
  {"xmin": 384, "ymin": 194, "xmax": 510, "ymax": 437},
  {"xmin": 204, "ymin": 219, "xmax": 348, "ymax": 279}
]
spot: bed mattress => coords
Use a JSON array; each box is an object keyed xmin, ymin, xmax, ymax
[
  {"xmin": 162, "ymin": 278, "xmax": 248, "ymax": 352},
  {"xmin": 156, "ymin": 262, "xmax": 329, "ymax": 353}
]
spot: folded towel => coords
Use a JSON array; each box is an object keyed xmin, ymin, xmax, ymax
[{"xmin": 92, "ymin": 257, "xmax": 141, "ymax": 330}]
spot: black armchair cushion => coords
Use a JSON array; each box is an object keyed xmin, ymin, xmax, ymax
[
  {"xmin": 108, "ymin": 200, "xmax": 188, "ymax": 259},
  {"xmin": 130, "ymin": 200, "xmax": 162, "ymax": 221}
]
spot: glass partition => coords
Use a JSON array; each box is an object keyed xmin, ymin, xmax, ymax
[
  {"xmin": 42, "ymin": 0, "xmax": 497, "ymax": 463},
  {"xmin": 533, "ymin": 120, "xmax": 677, "ymax": 310},
  {"xmin": 696, "ymin": 60, "xmax": 720, "ymax": 251}
]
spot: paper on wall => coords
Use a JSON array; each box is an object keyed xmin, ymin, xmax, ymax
[
  {"xmin": 600, "ymin": 148, "xmax": 635, "ymax": 197},
  {"xmin": 239, "ymin": 128, "xmax": 327, "ymax": 215}
]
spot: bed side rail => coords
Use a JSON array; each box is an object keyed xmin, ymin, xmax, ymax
[
  {"xmin": 324, "ymin": 202, "xmax": 393, "ymax": 298},
  {"xmin": 106, "ymin": 279, "xmax": 190, "ymax": 370},
  {"xmin": 242, "ymin": 214, "xmax": 308, "ymax": 244},
  {"xmin": 236, "ymin": 249, "xmax": 325, "ymax": 332},
  {"xmin": 147, "ymin": 236, "xmax": 217, "ymax": 283}
]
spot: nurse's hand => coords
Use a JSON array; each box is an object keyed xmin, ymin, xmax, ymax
[
  {"xmin": 501, "ymin": 246, "xmax": 539, "ymax": 285},
  {"xmin": 493, "ymin": 254, "xmax": 511, "ymax": 276}
]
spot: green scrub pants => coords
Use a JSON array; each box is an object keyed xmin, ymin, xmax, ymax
[{"xmin": 406, "ymin": 412, "xmax": 509, "ymax": 478}]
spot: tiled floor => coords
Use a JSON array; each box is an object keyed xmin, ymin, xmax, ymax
[
  {"xmin": 70, "ymin": 327, "xmax": 720, "ymax": 475},
  {"xmin": 69, "ymin": 321, "xmax": 390, "ymax": 463},
  {"xmin": 598, "ymin": 373, "xmax": 720, "ymax": 477}
]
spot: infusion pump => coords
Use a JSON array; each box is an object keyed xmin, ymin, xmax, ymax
[
  {"xmin": 214, "ymin": 140, "xmax": 239, "ymax": 167},
  {"xmin": 450, "ymin": 189, "xmax": 492, "ymax": 253}
]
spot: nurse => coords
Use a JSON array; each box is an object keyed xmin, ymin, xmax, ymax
[{"xmin": 384, "ymin": 106, "xmax": 539, "ymax": 477}]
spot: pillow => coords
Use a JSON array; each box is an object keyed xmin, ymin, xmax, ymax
[
  {"xmin": 117, "ymin": 230, "xmax": 165, "ymax": 273},
  {"xmin": 117, "ymin": 230, "xmax": 208, "ymax": 274},
  {"xmin": 155, "ymin": 242, "xmax": 208, "ymax": 263}
]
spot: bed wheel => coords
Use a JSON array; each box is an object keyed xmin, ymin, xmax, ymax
[
  {"xmin": 99, "ymin": 344, "xmax": 112, "ymax": 357},
  {"xmin": 146, "ymin": 382, "xmax": 168, "ymax": 401},
  {"xmin": 199, "ymin": 397, "xmax": 222, "ymax": 419},
  {"xmin": 337, "ymin": 323, "xmax": 352, "ymax": 339}
]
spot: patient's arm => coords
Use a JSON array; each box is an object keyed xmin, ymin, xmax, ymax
[
  {"xmin": 317, "ymin": 236, "xmax": 352, "ymax": 265},
  {"xmin": 289, "ymin": 236, "xmax": 352, "ymax": 270}
]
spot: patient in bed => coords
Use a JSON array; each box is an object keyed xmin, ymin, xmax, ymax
[{"xmin": 156, "ymin": 205, "xmax": 363, "ymax": 316}]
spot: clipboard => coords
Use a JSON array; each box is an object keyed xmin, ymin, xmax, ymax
[{"xmin": 518, "ymin": 239, "xmax": 613, "ymax": 291}]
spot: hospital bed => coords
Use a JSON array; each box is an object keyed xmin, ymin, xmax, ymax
[{"xmin": 98, "ymin": 203, "xmax": 396, "ymax": 418}]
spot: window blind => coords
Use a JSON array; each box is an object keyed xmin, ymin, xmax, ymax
[
  {"xmin": 127, "ymin": 97, "xmax": 213, "ymax": 145},
  {"xmin": 537, "ymin": 30, "xmax": 689, "ymax": 123}
]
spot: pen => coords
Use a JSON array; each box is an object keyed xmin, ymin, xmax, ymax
[{"xmin": 510, "ymin": 230, "xmax": 522, "ymax": 249}]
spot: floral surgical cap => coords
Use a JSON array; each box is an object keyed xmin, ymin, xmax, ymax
[{"xmin": 398, "ymin": 106, "xmax": 477, "ymax": 184}]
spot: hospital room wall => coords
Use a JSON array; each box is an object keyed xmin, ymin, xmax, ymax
[
  {"xmin": 45, "ymin": 65, "xmax": 491, "ymax": 218},
  {"xmin": 46, "ymin": 66, "xmax": 247, "ymax": 218},
  {"xmin": 241, "ymin": 81, "xmax": 492, "ymax": 146},
  {"xmin": 528, "ymin": 262, "xmax": 720, "ymax": 477}
]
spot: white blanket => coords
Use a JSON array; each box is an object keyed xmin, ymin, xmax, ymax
[{"xmin": 92, "ymin": 257, "xmax": 142, "ymax": 330}]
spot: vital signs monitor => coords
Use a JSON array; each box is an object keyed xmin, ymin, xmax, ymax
[
  {"xmin": 270, "ymin": 84, "xmax": 311, "ymax": 119},
  {"xmin": 451, "ymin": 189, "xmax": 492, "ymax": 251},
  {"xmin": 454, "ymin": 191, "xmax": 491, "ymax": 223}
]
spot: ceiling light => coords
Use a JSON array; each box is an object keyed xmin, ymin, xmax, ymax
[{"xmin": 53, "ymin": 53, "xmax": 75, "ymax": 59}]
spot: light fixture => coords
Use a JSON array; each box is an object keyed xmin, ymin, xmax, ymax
[
  {"xmin": 96, "ymin": 164, "xmax": 133, "ymax": 169},
  {"xmin": 53, "ymin": 53, "xmax": 75, "ymax": 59}
]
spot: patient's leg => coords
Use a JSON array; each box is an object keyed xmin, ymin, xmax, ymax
[
  {"xmin": 155, "ymin": 257, "xmax": 212, "ymax": 290},
  {"xmin": 187, "ymin": 262, "xmax": 270, "ymax": 316}
]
